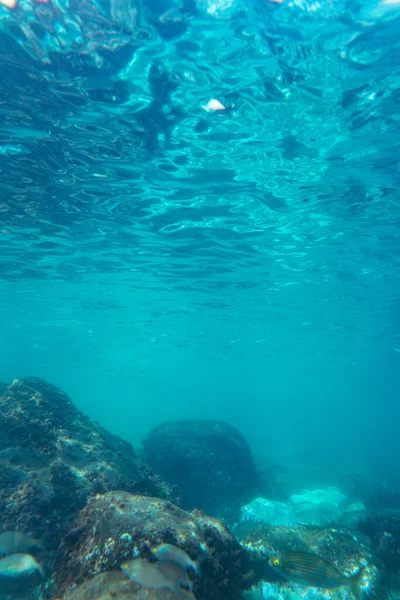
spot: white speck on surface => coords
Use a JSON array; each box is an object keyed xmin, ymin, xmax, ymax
[{"xmin": 202, "ymin": 99, "xmax": 226, "ymax": 112}]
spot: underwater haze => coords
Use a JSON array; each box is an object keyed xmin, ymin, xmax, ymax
[{"xmin": 0, "ymin": 0, "xmax": 399, "ymax": 489}]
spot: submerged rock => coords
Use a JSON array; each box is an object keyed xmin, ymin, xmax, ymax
[
  {"xmin": 289, "ymin": 487, "xmax": 348, "ymax": 508},
  {"xmin": 359, "ymin": 511, "xmax": 400, "ymax": 596},
  {"xmin": 239, "ymin": 488, "xmax": 359, "ymax": 531},
  {"xmin": 289, "ymin": 487, "xmax": 348, "ymax": 527},
  {"xmin": 339, "ymin": 502, "xmax": 367, "ymax": 529},
  {"xmin": 142, "ymin": 419, "xmax": 260, "ymax": 521},
  {"xmin": 62, "ymin": 570, "xmax": 188, "ymax": 600},
  {"xmin": 247, "ymin": 580, "xmax": 372, "ymax": 600},
  {"xmin": 0, "ymin": 377, "xmax": 178, "ymax": 548},
  {"xmin": 240, "ymin": 498, "xmax": 299, "ymax": 528},
  {"xmin": 237, "ymin": 522, "xmax": 372, "ymax": 565},
  {"xmin": 236, "ymin": 523, "xmax": 379, "ymax": 599},
  {"xmin": 54, "ymin": 491, "xmax": 262, "ymax": 600}
]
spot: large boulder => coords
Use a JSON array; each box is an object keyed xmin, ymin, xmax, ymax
[
  {"xmin": 142, "ymin": 420, "xmax": 260, "ymax": 521},
  {"xmin": 55, "ymin": 491, "xmax": 265, "ymax": 600},
  {"xmin": 0, "ymin": 377, "xmax": 178, "ymax": 548}
]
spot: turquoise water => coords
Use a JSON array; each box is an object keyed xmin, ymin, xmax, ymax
[{"xmin": 0, "ymin": 0, "xmax": 399, "ymax": 486}]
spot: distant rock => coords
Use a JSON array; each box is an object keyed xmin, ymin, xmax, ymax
[
  {"xmin": 55, "ymin": 491, "xmax": 261, "ymax": 600},
  {"xmin": 238, "ymin": 487, "xmax": 353, "ymax": 531},
  {"xmin": 142, "ymin": 419, "xmax": 260, "ymax": 522},
  {"xmin": 339, "ymin": 502, "xmax": 367, "ymax": 529},
  {"xmin": 290, "ymin": 487, "xmax": 348, "ymax": 507},
  {"xmin": 340, "ymin": 473, "xmax": 400, "ymax": 512},
  {"xmin": 239, "ymin": 498, "xmax": 299, "ymax": 528},
  {"xmin": 346, "ymin": 501, "xmax": 367, "ymax": 513},
  {"xmin": 0, "ymin": 377, "xmax": 178, "ymax": 548},
  {"xmin": 289, "ymin": 487, "xmax": 348, "ymax": 527}
]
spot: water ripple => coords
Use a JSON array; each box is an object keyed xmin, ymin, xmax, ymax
[{"xmin": 0, "ymin": 0, "xmax": 399, "ymax": 356}]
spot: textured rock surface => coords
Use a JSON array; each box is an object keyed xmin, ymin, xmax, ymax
[
  {"xmin": 240, "ymin": 498, "xmax": 299, "ymax": 528},
  {"xmin": 239, "ymin": 490, "xmax": 364, "ymax": 530},
  {"xmin": 55, "ymin": 491, "xmax": 264, "ymax": 600},
  {"xmin": 359, "ymin": 511, "xmax": 400, "ymax": 596},
  {"xmin": 142, "ymin": 419, "xmax": 260, "ymax": 521},
  {"xmin": 62, "ymin": 571, "xmax": 188, "ymax": 600},
  {"xmin": 235, "ymin": 522, "xmax": 379, "ymax": 598},
  {"xmin": 0, "ymin": 377, "xmax": 178, "ymax": 548}
]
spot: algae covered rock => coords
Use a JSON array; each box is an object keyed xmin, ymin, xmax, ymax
[
  {"xmin": 0, "ymin": 377, "xmax": 178, "ymax": 547},
  {"xmin": 236, "ymin": 522, "xmax": 379, "ymax": 599},
  {"xmin": 238, "ymin": 521, "xmax": 372, "ymax": 565},
  {"xmin": 55, "ymin": 491, "xmax": 260, "ymax": 600},
  {"xmin": 62, "ymin": 570, "xmax": 188, "ymax": 600},
  {"xmin": 359, "ymin": 510, "xmax": 400, "ymax": 595},
  {"xmin": 142, "ymin": 419, "xmax": 260, "ymax": 521}
]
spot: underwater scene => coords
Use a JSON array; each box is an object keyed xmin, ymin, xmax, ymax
[{"xmin": 0, "ymin": 0, "xmax": 400, "ymax": 599}]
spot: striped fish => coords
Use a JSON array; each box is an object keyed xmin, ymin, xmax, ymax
[{"xmin": 269, "ymin": 551, "xmax": 365, "ymax": 600}]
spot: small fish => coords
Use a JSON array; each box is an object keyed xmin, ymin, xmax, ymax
[
  {"xmin": 157, "ymin": 560, "xmax": 193, "ymax": 592},
  {"xmin": 121, "ymin": 558, "xmax": 193, "ymax": 593},
  {"xmin": 120, "ymin": 559, "xmax": 177, "ymax": 591},
  {"xmin": 152, "ymin": 543, "xmax": 200, "ymax": 575},
  {"xmin": 269, "ymin": 552, "xmax": 365, "ymax": 600},
  {"xmin": 0, "ymin": 553, "xmax": 44, "ymax": 578},
  {"xmin": 0, "ymin": 531, "xmax": 42, "ymax": 555}
]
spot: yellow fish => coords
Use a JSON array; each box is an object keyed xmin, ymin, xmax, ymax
[{"xmin": 269, "ymin": 551, "xmax": 365, "ymax": 600}]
